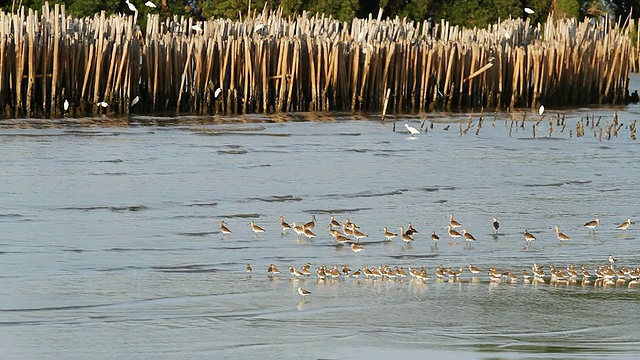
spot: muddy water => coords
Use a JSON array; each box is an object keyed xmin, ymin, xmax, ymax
[{"xmin": 1, "ymin": 104, "xmax": 640, "ymax": 359}]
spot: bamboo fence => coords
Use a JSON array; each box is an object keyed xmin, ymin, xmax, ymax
[{"xmin": 0, "ymin": 3, "xmax": 633, "ymax": 117}]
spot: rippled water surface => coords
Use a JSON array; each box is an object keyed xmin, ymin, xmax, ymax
[{"xmin": 2, "ymin": 103, "xmax": 640, "ymax": 359}]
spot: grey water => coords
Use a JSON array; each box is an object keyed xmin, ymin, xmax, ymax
[{"xmin": 2, "ymin": 104, "xmax": 640, "ymax": 359}]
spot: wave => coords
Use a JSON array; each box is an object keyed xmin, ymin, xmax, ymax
[
  {"xmin": 249, "ymin": 195, "xmax": 303, "ymax": 203},
  {"xmin": 184, "ymin": 201, "xmax": 218, "ymax": 207},
  {"xmin": 303, "ymin": 208, "xmax": 372, "ymax": 214},
  {"xmin": 60, "ymin": 205, "xmax": 148, "ymax": 212}
]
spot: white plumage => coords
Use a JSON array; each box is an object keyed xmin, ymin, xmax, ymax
[
  {"xmin": 524, "ymin": 7, "xmax": 534, "ymax": 14},
  {"xmin": 539, "ymin": 105, "xmax": 545, "ymax": 116},
  {"xmin": 404, "ymin": 123, "xmax": 420, "ymax": 136},
  {"xmin": 131, "ymin": 96, "xmax": 140, "ymax": 107},
  {"xmin": 214, "ymin": 88, "xmax": 222, "ymax": 99},
  {"xmin": 125, "ymin": 0, "xmax": 137, "ymax": 12},
  {"xmin": 63, "ymin": 99, "xmax": 69, "ymax": 111},
  {"xmin": 144, "ymin": 1, "xmax": 156, "ymax": 8}
]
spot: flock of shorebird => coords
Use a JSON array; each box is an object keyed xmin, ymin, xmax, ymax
[
  {"xmin": 224, "ymin": 213, "xmax": 636, "ymax": 298},
  {"xmin": 220, "ymin": 213, "xmax": 634, "ymax": 249},
  {"xmin": 261, "ymin": 255, "xmax": 640, "ymax": 300}
]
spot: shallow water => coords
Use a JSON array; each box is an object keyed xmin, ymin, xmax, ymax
[{"xmin": 2, "ymin": 104, "xmax": 640, "ymax": 359}]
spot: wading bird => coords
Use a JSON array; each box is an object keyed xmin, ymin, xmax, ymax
[{"xmin": 404, "ymin": 123, "xmax": 420, "ymax": 136}]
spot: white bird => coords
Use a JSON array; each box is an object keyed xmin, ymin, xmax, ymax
[
  {"xmin": 297, "ymin": 287, "xmax": 311, "ymax": 299},
  {"xmin": 97, "ymin": 101, "xmax": 109, "ymax": 108},
  {"xmin": 191, "ymin": 24, "xmax": 203, "ymax": 32},
  {"xmin": 125, "ymin": 0, "xmax": 137, "ymax": 12},
  {"xmin": 131, "ymin": 96, "xmax": 140, "ymax": 107},
  {"xmin": 539, "ymin": 105, "xmax": 545, "ymax": 116},
  {"xmin": 254, "ymin": 23, "xmax": 264, "ymax": 32},
  {"xmin": 524, "ymin": 7, "xmax": 534, "ymax": 14},
  {"xmin": 144, "ymin": 1, "xmax": 156, "ymax": 8},
  {"xmin": 63, "ymin": 99, "xmax": 69, "ymax": 111},
  {"xmin": 404, "ymin": 123, "xmax": 420, "ymax": 136},
  {"xmin": 214, "ymin": 87, "xmax": 222, "ymax": 99}
]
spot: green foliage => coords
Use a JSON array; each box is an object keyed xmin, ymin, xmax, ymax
[
  {"xmin": 437, "ymin": 0, "xmax": 525, "ymax": 28},
  {"xmin": 202, "ymin": 0, "xmax": 261, "ymax": 20},
  {"xmin": 68, "ymin": 0, "xmax": 119, "ymax": 18},
  {"xmin": 306, "ymin": 0, "xmax": 359, "ymax": 21},
  {"xmin": 2, "ymin": 0, "xmax": 640, "ymax": 32},
  {"xmin": 524, "ymin": 0, "xmax": 551, "ymax": 23},
  {"xmin": 554, "ymin": 0, "xmax": 581, "ymax": 18},
  {"xmin": 581, "ymin": 0, "xmax": 612, "ymax": 18}
]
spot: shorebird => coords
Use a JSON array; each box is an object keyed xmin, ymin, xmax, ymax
[
  {"xmin": 538, "ymin": 105, "xmax": 545, "ymax": 116},
  {"xmin": 329, "ymin": 216, "xmax": 341, "ymax": 228},
  {"xmin": 532, "ymin": 265, "xmax": 545, "ymax": 278},
  {"xmin": 609, "ymin": 255, "xmax": 617, "ymax": 266},
  {"xmin": 335, "ymin": 233, "xmax": 350, "ymax": 245},
  {"xmin": 488, "ymin": 271, "xmax": 503, "ymax": 283},
  {"xmin": 316, "ymin": 267, "xmax": 326, "ymax": 279},
  {"xmin": 289, "ymin": 266, "xmax": 304, "ymax": 278},
  {"xmin": 447, "ymin": 225, "xmax": 462, "ymax": 243},
  {"xmin": 462, "ymin": 229, "xmax": 476, "ymax": 245},
  {"xmin": 297, "ymin": 287, "xmax": 311, "ymax": 299},
  {"xmin": 492, "ymin": 218, "xmax": 500, "ymax": 234},
  {"xmin": 343, "ymin": 218, "xmax": 358, "ymax": 229},
  {"xmin": 341, "ymin": 265, "xmax": 352, "ymax": 276},
  {"xmin": 398, "ymin": 226, "xmax": 414, "ymax": 243},
  {"xmin": 301, "ymin": 263, "xmax": 312, "ymax": 276},
  {"xmin": 303, "ymin": 227, "xmax": 317, "ymax": 239},
  {"xmin": 304, "ymin": 215, "xmax": 317, "ymax": 230},
  {"xmin": 250, "ymin": 220, "xmax": 265, "ymax": 235},
  {"xmin": 279, "ymin": 215, "xmax": 291, "ymax": 233},
  {"xmin": 343, "ymin": 223, "xmax": 355, "ymax": 237},
  {"xmin": 616, "ymin": 218, "xmax": 632, "ymax": 231},
  {"xmin": 292, "ymin": 223, "xmax": 305, "ymax": 239},
  {"xmin": 554, "ymin": 226, "xmax": 571, "ymax": 242},
  {"xmin": 267, "ymin": 264, "xmax": 280, "ymax": 275},
  {"xmin": 246, "ymin": 264, "xmax": 252, "ymax": 273},
  {"xmin": 431, "ymin": 231, "xmax": 440, "ymax": 243},
  {"xmin": 131, "ymin": 96, "xmax": 140, "ymax": 107},
  {"xmin": 468, "ymin": 264, "xmax": 482, "ymax": 275},
  {"xmin": 405, "ymin": 123, "xmax": 420, "ymax": 136},
  {"xmin": 350, "ymin": 243, "xmax": 364, "ymax": 253},
  {"xmin": 523, "ymin": 230, "xmax": 536, "ymax": 244},
  {"xmin": 220, "ymin": 220, "xmax": 232, "ymax": 237},
  {"xmin": 406, "ymin": 223, "xmax": 419, "ymax": 235},
  {"xmin": 583, "ymin": 217, "xmax": 599, "ymax": 233},
  {"xmin": 383, "ymin": 227, "xmax": 398, "ymax": 241},
  {"xmin": 352, "ymin": 227, "xmax": 368, "ymax": 242},
  {"xmin": 328, "ymin": 224, "xmax": 341, "ymax": 238},
  {"xmin": 449, "ymin": 213, "xmax": 462, "ymax": 228},
  {"xmin": 63, "ymin": 99, "xmax": 69, "ymax": 112}
]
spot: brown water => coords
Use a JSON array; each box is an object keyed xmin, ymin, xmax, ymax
[{"xmin": 1, "ymin": 103, "xmax": 640, "ymax": 359}]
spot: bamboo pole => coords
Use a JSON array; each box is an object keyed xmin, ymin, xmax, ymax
[{"xmin": 0, "ymin": 4, "xmax": 633, "ymax": 118}]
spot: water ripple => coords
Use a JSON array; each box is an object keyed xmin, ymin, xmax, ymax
[
  {"xmin": 60, "ymin": 205, "xmax": 148, "ymax": 212},
  {"xmin": 249, "ymin": 195, "xmax": 303, "ymax": 203}
]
